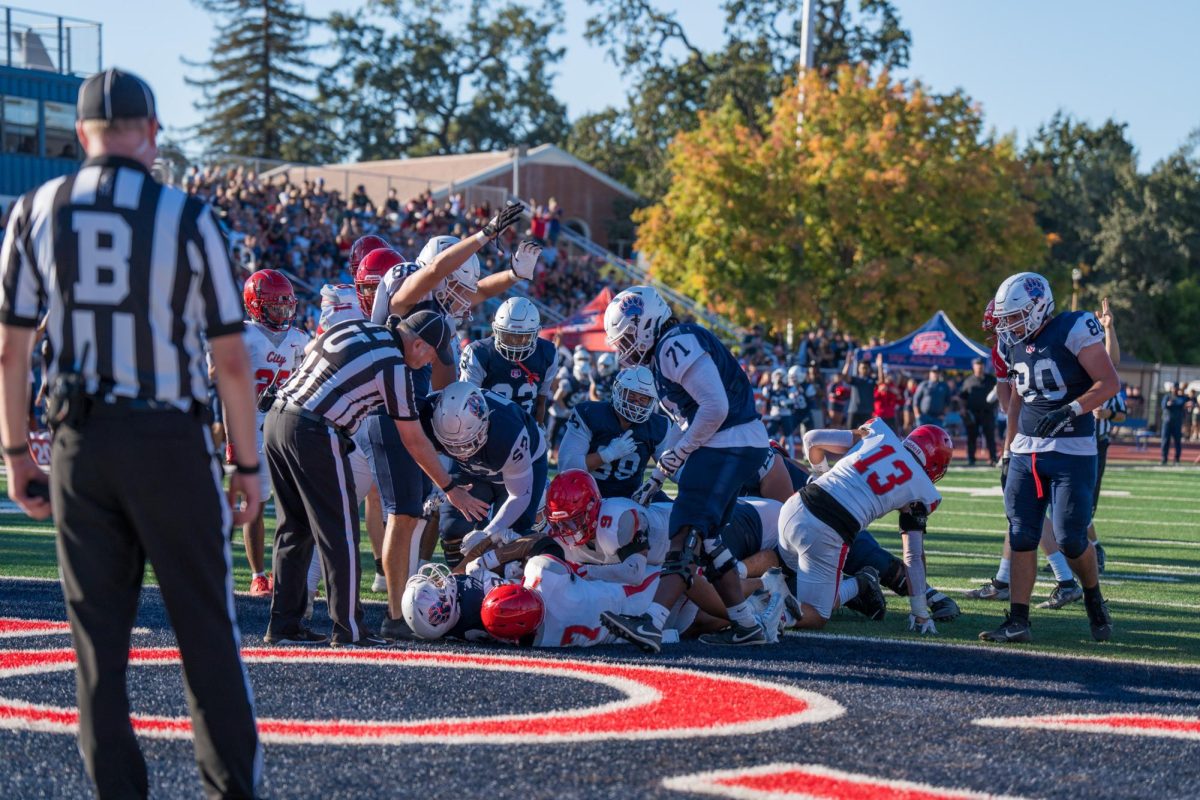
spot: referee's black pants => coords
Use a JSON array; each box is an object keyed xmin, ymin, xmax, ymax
[
  {"xmin": 51, "ymin": 405, "xmax": 260, "ymax": 800},
  {"xmin": 965, "ymin": 409, "xmax": 997, "ymax": 464},
  {"xmin": 263, "ymin": 408, "xmax": 365, "ymax": 643}
]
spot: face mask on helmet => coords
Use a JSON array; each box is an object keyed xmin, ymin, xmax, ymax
[
  {"xmin": 495, "ymin": 329, "xmax": 537, "ymax": 361},
  {"xmin": 596, "ymin": 354, "xmax": 617, "ymax": 376},
  {"xmin": 433, "ymin": 385, "xmax": 490, "ymax": 460},
  {"xmin": 354, "ymin": 280, "xmax": 379, "ymax": 316},
  {"xmin": 260, "ymin": 296, "xmax": 298, "ymax": 331},
  {"xmin": 401, "ymin": 564, "xmax": 460, "ymax": 640},
  {"xmin": 435, "ymin": 279, "xmax": 473, "ymax": 322},
  {"xmin": 614, "ymin": 386, "xmax": 654, "ymax": 424}
]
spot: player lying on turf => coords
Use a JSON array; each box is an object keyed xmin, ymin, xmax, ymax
[{"xmin": 778, "ymin": 419, "xmax": 952, "ymax": 634}]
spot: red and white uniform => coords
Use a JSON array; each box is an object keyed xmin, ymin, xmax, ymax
[
  {"xmin": 523, "ymin": 555, "xmax": 659, "ymax": 648},
  {"xmin": 991, "ymin": 344, "xmax": 1009, "ymax": 383},
  {"xmin": 317, "ymin": 284, "xmax": 363, "ymax": 334},
  {"xmin": 558, "ymin": 499, "xmax": 671, "ymax": 585},
  {"xmin": 779, "ymin": 418, "xmax": 940, "ymax": 619},
  {"xmin": 243, "ymin": 321, "xmax": 309, "ymax": 496}
]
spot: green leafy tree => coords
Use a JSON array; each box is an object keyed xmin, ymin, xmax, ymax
[
  {"xmin": 635, "ymin": 65, "xmax": 1045, "ymax": 336},
  {"xmin": 318, "ymin": 0, "xmax": 568, "ymax": 161},
  {"xmin": 184, "ymin": 0, "xmax": 332, "ymax": 162}
]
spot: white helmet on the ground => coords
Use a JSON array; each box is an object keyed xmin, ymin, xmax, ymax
[
  {"xmin": 787, "ymin": 365, "xmax": 803, "ymax": 386},
  {"xmin": 432, "ymin": 381, "xmax": 490, "ymax": 459},
  {"xmin": 401, "ymin": 563, "xmax": 460, "ymax": 640},
  {"xmin": 604, "ymin": 286, "xmax": 672, "ymax": 368},
  {"xmin": 493, "ymin": 297, "xmax": 541, "ymax": 361},
  {"xmin": 596, "ymin": 352, "xmax": 617, "ymax": 377},
  {"xmin": 612, "ymin": 366, "xmax": 658, "ymax": 424},
  {"xmin": 418, "ymin": 235, "xmax": 480, "ymax": 322},
  {"xmin": 992, "ymin": 272, "xmax": 1054, "ymax": 349}
]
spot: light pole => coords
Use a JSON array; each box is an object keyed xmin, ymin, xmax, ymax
[{"xmin": 1071, "ymin": 268, "xmax": 1082, "ymax": 312}]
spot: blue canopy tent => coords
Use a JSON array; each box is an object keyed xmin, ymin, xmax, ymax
[{"xmin": 856, "ymin": 311, "xmax": 990, "ymax": 371}]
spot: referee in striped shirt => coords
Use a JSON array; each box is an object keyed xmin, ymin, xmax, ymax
[
  {"xmin": 0, "ymin": 69, "xmax": 261, "ymax": 798},
  {"xmin": 264, "ymin": 310, "xmax": 487, "ymax": 646}
]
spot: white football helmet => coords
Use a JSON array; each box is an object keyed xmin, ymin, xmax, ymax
[
  {"xmin": 433, "ymin": 381, "xmax": 490, "ymax": 459},
  {"xmin": 771, "ymin": 368, "xmax": 785, "ymax": 386},
  {"xmin": 418, "ymin": 235, "xmax": 480, "ymax": 323},
  {"xmin": 572, "ymin": 347, "xmax": 592, "ymax": 382},
  {"xmin": 613, "ymin": 366, "xmax": 658, "ymax": 424},
  {"xmin": 787, "ymin": 365, "xmax": 803, "ymax": 386},
  {"xmin": 993, "ymin": 272, "xmax": 1054, "ymax": 349},
  {"xmin": 604, "ymin": 286, "xmax": 672, "ymax": 368},
  {"xmin": 493, "ymin": 297, "xmax": 541, "ymax": 362},
  {"xmin": 596, "ymin": 352, "xmax": 617, "ymax": 377},
  {"xmin": 401, "ymin": 563, "xmax": 460, "ymax": 640}
]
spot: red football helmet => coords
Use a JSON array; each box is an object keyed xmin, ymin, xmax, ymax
[
  {"xmin": 243, "ymin": 269, "xmax": 297, "ymax": 331},
  {"xmin": 545, "ymin": 469, "xmax": 602, "ymax": 547},
  {"xmin": 481, "ymin": 583, "xmax": 544, "ymax": 642},
  {"xmin": 349, "ymin": 234, "xmax": 390, "ymax": 270},
  {"xmin": 903, "ymin": 424, "xmax": 953, "ymax": 484},
  {"xmin": 354, "ymin": 247, "xmax": 404, "ymax": 316},
  {"xmin": 982, "ymin": 298, "xmax": 997, "ymax": 333}
]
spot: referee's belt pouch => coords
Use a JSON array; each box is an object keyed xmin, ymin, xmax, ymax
[
  {"xmin": 45, "ymin": 372, "xmax": 89, "ymax": 431},
  {"xmin": 257, "ymin": 384, "xmax": 279, "ymax": 414}
]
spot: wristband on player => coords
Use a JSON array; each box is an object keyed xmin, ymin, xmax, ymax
[
  {"xmin": 909, "ymin": 594, "xmax": 930, "ymax": 619},
  {"xmin": 481, "ymin": 550, "xmax": 500, "ymax": 571},
  {"xmin": 440, "ymin": 477, "xmax": 460, "ymax": 494},
  {"xmin": 1068, "ymin": 400, "xmax": 1084, "ymax": 417},
  {"xmin": 2, "ymin": 443, "xmax": 28, "ymax": 457},
  {"xmin": 234, "ymin": 462, "xmax": 260, "ymax": 476}
]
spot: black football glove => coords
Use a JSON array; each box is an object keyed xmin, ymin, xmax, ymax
[
  {"xmin": 999, "ymin": 454, "xmax": 1010, "ymax": 489},
  {"xmin": 1034, "ymin": 405, "xmax": 1074, "ymax": 438},
  {"xmin": 482, "ymin": 201, "xmax": 525, "ymax": 239}
]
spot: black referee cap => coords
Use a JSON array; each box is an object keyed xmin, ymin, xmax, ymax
[
  {"xmin": 391, "ymin": 310, "xmax": 454, "ymax": 366},
  {"xmin": 77, "ymin": 68, "xmax": 157, "ymax": 122}
]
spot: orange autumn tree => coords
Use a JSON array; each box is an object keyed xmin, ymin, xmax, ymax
[{"xmin": 635, "ymin": 64, "xmax": 1045, "ymax": 337}]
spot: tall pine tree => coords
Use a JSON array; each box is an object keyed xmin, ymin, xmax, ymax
[{"xmin": 184, "ymin": 0, "xmax": 330, "ymax": 162}]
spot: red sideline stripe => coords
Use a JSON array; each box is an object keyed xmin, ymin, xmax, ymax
[
  {"xmin": 662, "ymin": 763, "xmax": 1032, "ymax": 800},
  {"xmin": 0, "ymin": 619, "xmax": 70, "ymax": 636},
  {"xmin": 975, "ymin": 713, "xmax": 1200, "ymax": 741}
]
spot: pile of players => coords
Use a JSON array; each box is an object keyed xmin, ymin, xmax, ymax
[{"xmin": 236, "ymin": 208, "xmax": 1117, "ymax": 649}]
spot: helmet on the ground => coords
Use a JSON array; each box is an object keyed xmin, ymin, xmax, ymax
[{"xmin": 401, "ymin": 564, "xmax": 460, "ymax": 640}]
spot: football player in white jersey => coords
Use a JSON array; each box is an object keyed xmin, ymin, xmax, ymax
[
  {"xmin": 778, "ymin": 419, "xmax": 952, "ymax": 633},
  {"xmin": 543, "ymin": 469, "xmax": 670, "ymax": 585},
  {"xmin": 239, "ymin": 270, "xmax": 309, "ymax": 595}
]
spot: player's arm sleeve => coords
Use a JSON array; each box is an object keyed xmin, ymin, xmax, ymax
[
  {"xmin": 671, "ymin": 355, "xmax": 727, "ymax": 456},
  {"xmin": 540, "ymin": 348, "xmax": 560, "ymax": 398},
  {"xmin": 0, "ymin": 195, "xmax": 44, "ymax": 327},
  {"xmin": 458, "ymin": 342, "xmax": 486, "ymax": 385},
  {"xmin": 901, "ymin": 527, "xmax": 928, "ymax": 618},
  {"xmin": 379, "ymin": 360, "xmax": 417, "ymax": 420},
  {"xmin": 578, "ymin": 511, "xmax": 648, "ymax": 584},
  {"xmin": 1065, "ymin": 312, "xmax": 1106, "ymax": 355},
  {"xmin": 486, "ymin": 436, "xmax": 535, "ymax": 534},
  {"xmin": 556, "ymin": 410, "xmax": 592, "ymax": 472},
  {"xmin": 193, "ymin": 203, "xmax": 246, "ymax": 338}
]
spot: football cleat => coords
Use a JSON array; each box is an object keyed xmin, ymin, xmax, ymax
[
  {"xmin": 851, "ymin": 567, "xmax": 886, "ymax": 621},
  {"xmin": 330, "ymin": 632, "xmax": 392, "ymax": 649},
  {"xmin": 264, "ymin": 627, "xmax": 328, "ymax": 646},
  {"xmin": 979, "ymin": 613, "xmax": 1032, "ymax": 643},
  {"xmin": 1038, "ymin": 580, "xmax": 1083, "ymax": 610},
  {"xmin": 381, "ymin": 614, "xmax": 418, "ymax": 642},
  {"xmin": 600, "ymin": 611, "xmax": 663, "ymax": 654},
  {"xmin": 248, "ymin": 574, "xmax": 272, "ymax": 597},
  {"xmin": 965, "ymin": 579, "xmax": 1010, "ymax": 601},
  {"xmin": 1095, "ymin": 543, "xmax": 1107, "ymax": 574},
  {"xmin": 698, "ymin": 621, "xmax": 768, "ymax": 647},
  {"xmin": 927, "ymin": 590, "xmax": 960, "ymax": 622},
  {"xmin": 371, "ymin": 572, "xmax": 388, "ymax": 593},
  {"xmin": 1088, "ymin": 601, "xmax": 1113, "ymax": 642}
]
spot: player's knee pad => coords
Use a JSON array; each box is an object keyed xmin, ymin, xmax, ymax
[
  {"xmin": 880, "ymin": 558, "xmax": 907, "ymax": 596},
  {"xmin": 700, "ymin": 535, "xmax": 740, "ymax": 582},
  {"xmin": 662, "ymin": 526, "xmax": 702, "ymax": 588},
  {"xmin": 1007, "ymin": 523, "xmax": 1040, "ymax": 553}
]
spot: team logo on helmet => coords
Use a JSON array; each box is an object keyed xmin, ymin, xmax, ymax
[
  {"xmin": 1022, "ymin": 276, "xmax": 1045, "ymax": 299},
  {"xmin": 465, "ymin": 393, "xmax": 487, "ymax": 419},
  {"xmin": 910, "ymin": 332, "xmax": 950, "ymax": 356},
  {"xmin": 427, "ymin": 596, "xmax": 454, "ymax": 626},
  {"xmin": 618, "ymin": 293, "xmax": 644, "ymax": 317}
]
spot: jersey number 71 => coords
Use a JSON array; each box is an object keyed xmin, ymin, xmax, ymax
[{"xmin": 853, "ymin": 444, "xmax": 912, "ymax": 496}]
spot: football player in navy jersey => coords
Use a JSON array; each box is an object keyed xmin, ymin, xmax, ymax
[
  {"xmin": 557, "ymin": 366, "xmax": 670, "ymax": 499},
  {"xmin": 400, "ymin": 563, "xmax": 501, "ymax": 642},
  {"xmin": 547, "ymin": 348, "xmax": 594, "ymax": 460},
  {"xmin": 422, "ymin": 382, "xmax": 549, "ymax": 571},
  {"xmin": 981, "ymin": 272, "xmax": 1119, "ymax": 643},
  {"xmin": 762, "ymin": 369, "xmax": 796, "ymax": 443},
  {"xmin": 591, "ymin": 352, "xmax": 618, "ymax": 401},
  {"xmin": 598, "ymin": 286, "xmax": 771, "ymax": 651},
  {"xmin": 459, "ymin": 297, "xmax": 558, "ymax": 424}
]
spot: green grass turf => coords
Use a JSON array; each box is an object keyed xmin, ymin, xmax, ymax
[{"xmin": 3, "ymin": 465, "xmax": 1199, "ymax": 665}]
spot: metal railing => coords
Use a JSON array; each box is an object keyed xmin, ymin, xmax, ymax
[{"xmin": 2, "ymin": 6, "xmax": 100, "ymax": 77}]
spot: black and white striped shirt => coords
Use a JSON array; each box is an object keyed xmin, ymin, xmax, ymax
[
  {"xmin": 0, "ymin": 155, "xmax": 244, "ymax": 408},
  {"xmin": 1096, "ymin": 391, "xmax": 1128, "ymax": 442},
  {"xmin": 277, "ymin": 319, "xmax": 416, "ymax": 431}
]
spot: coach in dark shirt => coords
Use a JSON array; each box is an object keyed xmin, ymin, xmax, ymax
[
  {"xmin": 1161, "ymin": 383, "xmax": 1186, "ymax": 465},
  {"xmin": 0, "ymin": 69, "xmax": 260, "ymax": 799},
  {"xmin": 959, "ymin": 357, "xmax": 998, "ymax": 465},
  {"xmin": 841, "ymin": 353, "xmax": 877, "ymax": 428}
]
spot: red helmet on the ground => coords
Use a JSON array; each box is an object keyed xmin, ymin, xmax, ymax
[
  {"xmin": 243, "ymin": 269, "xmax": 297, "ymax": 331},
  {"xmin": 545, "ymin": 469, "xmax": 602, "ymax": 547},
  {"xmin": 349, "ymin": 234, "xmax": 390, "ymax": 270},
  {"xmin": 481, "ymin": 583, "xmax": 544, "ymax": 642},
  {"xmin": 354, "ymin": 247, "xmax": 404, "ymax": 316},
  {"xmin": 903, "ymin": 424, "xmax": 953, "ymax": 484}
]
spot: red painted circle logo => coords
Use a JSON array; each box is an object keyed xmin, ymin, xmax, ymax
[{"xmin": 0, "ymin": 646, "xmax": 843, "ymax": 745}]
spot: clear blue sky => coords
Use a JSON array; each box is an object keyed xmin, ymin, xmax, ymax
[{"xmin": 43, "ymin": 0, "xmax": 1200, "ymax": 168}]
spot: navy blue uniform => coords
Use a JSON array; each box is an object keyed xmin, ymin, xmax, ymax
[
  {"xmin": 445, "ymin": 574, "xmax": 489, "ymax": 641},
  {"xmin": 592, "ymin": 372, "xmax": 616, "ymax": 402},
  {"xmin": 459, "ymin": 336, "xmax": 557, "ymax": 418},
  {"xmin": 762, "ymin": 384, "xmax": 795, "ymax": 439},
  {"xmin": 1002, "ymin": 310, "xmax": 1105, "ymax": 558},
  {"xmin": 652, "ymin": 323, "xmax": 768, "ymax": 537},
  {"xmin": 560, "ymin": 401, "xmax": 669, "ymax": 498}
]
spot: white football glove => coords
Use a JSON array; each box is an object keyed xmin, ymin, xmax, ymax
[
  {"xmin": 630, "ymin": 470, "xmax": 665, "ymax": 506},
  {"xmin": 657, "ymin": 448, "xmax": 686, "ymax": 477},
  {"xmin": 908, "ymin": 615, "xmax": 937, "ymax": 635},
  {"xmin": 510, "ymin": 240, "xmax": 542, "ymax": 280},
  {"xmin": 598, "ymin": 430, "xmax": 637, "ymax": 464},
  {"xmin": 461, "ymin": 529, "xmax": 490, "ymax": 558}
]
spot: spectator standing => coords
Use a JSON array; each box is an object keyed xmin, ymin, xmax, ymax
[
  {"xmin": 959, "ymin": 357, "xmax": 998, "ymax": 465},
  {"xmin": 902, "ymin": 377, "xmax": 919, "ymax": 433},
  {"xmin": 913, "ymin": 367, "xmax": 951, "ymax": 427},
  {"xmin": 1161, "ymin": 383, "xmax": 1186, "ymax": 465},
  {"xmin": 804, "ymin": 364, "xmax": 826, "ymax": 428},
  {"xmin": 873, "ymin": 361, "xmax": 904, "ymax": 432},
  {"xmin": 841, "ymin": 351, "xmax": 877, "ymax": 428},
  {"xmin": 826, "ymin": 373, "xmax": 850, "ymax": 428}
]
